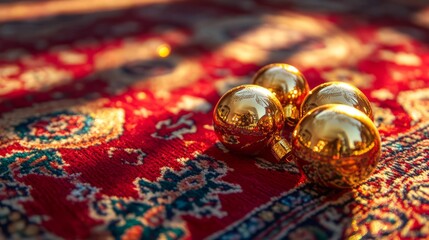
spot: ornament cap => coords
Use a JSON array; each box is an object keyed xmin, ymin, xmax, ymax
[
  {"xmin": 283, "ymin": 103, "xmax": 300, "ymax": 125},
  {"xmin": 270, "ymin": 135, "xmax": 292, "ymax": 161}
]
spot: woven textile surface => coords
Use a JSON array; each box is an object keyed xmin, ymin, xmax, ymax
[{"xmin": 0, "ymin": 0, "xmax": 429, "ymax": 239}]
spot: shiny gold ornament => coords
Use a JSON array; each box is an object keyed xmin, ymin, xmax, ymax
[
  {"xmin": 292, "ymin": 104, "xmax": 381, "ymax": 188},
  {"xmin": 252, "ymin": 63, "xmax": 310, "ymax": 126},
  {"xmin": 300, "ymin": 82, "xmax": 374, "ymax": 120},
  {"xmin": 213, "ymin": 85, "xmax": 291, "ymax": 159}
]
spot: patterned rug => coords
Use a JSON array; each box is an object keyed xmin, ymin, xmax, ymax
[{"xmin": 0, "ymin": 0, "xmax": 428, "ymax": 239}]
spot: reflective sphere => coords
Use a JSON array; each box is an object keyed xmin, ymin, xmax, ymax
[
  {"xmin": 213, "ymin": 85, "xmax": 287, "ymax": 156},
  {"xmin": 301, "ymin": 82, "xmax": 374, "ymax": 120},
  {"xmin": 252, "ymin": 63, "xmax": 309, "ymax": 126},
  {"xmin": 292, "ymin": 104, "xmax": 381, "ymax": 188}
]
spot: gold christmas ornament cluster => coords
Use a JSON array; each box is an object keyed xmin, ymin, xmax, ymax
[{"xmin": 213, "ymin": 63, "xmax": 381, "ymax": 188}]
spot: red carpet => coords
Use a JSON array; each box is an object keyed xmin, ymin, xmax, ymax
[{"xmin": 0, "ymin": 0, "xmax": 428, "ymax": 239}]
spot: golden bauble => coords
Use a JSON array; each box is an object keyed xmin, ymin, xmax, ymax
[
  {"xmin": 213, "ymin": 85, "xmax": 290, "ymax": 158},
  {"xmin": 301, "ymin": 82, "xmax": 374, "ymax": 120},
  {"xmin": 292, "ymin": 104, "xmax": 381, "ymax": 188},
  {"xmin": 252, "ymin": 63, "xmax": 309, "ymax": 126}
]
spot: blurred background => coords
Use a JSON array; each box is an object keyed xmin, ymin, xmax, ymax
[{"xmin": 0, "ymin": 0, "xmax": 429, "ymax": 239}]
